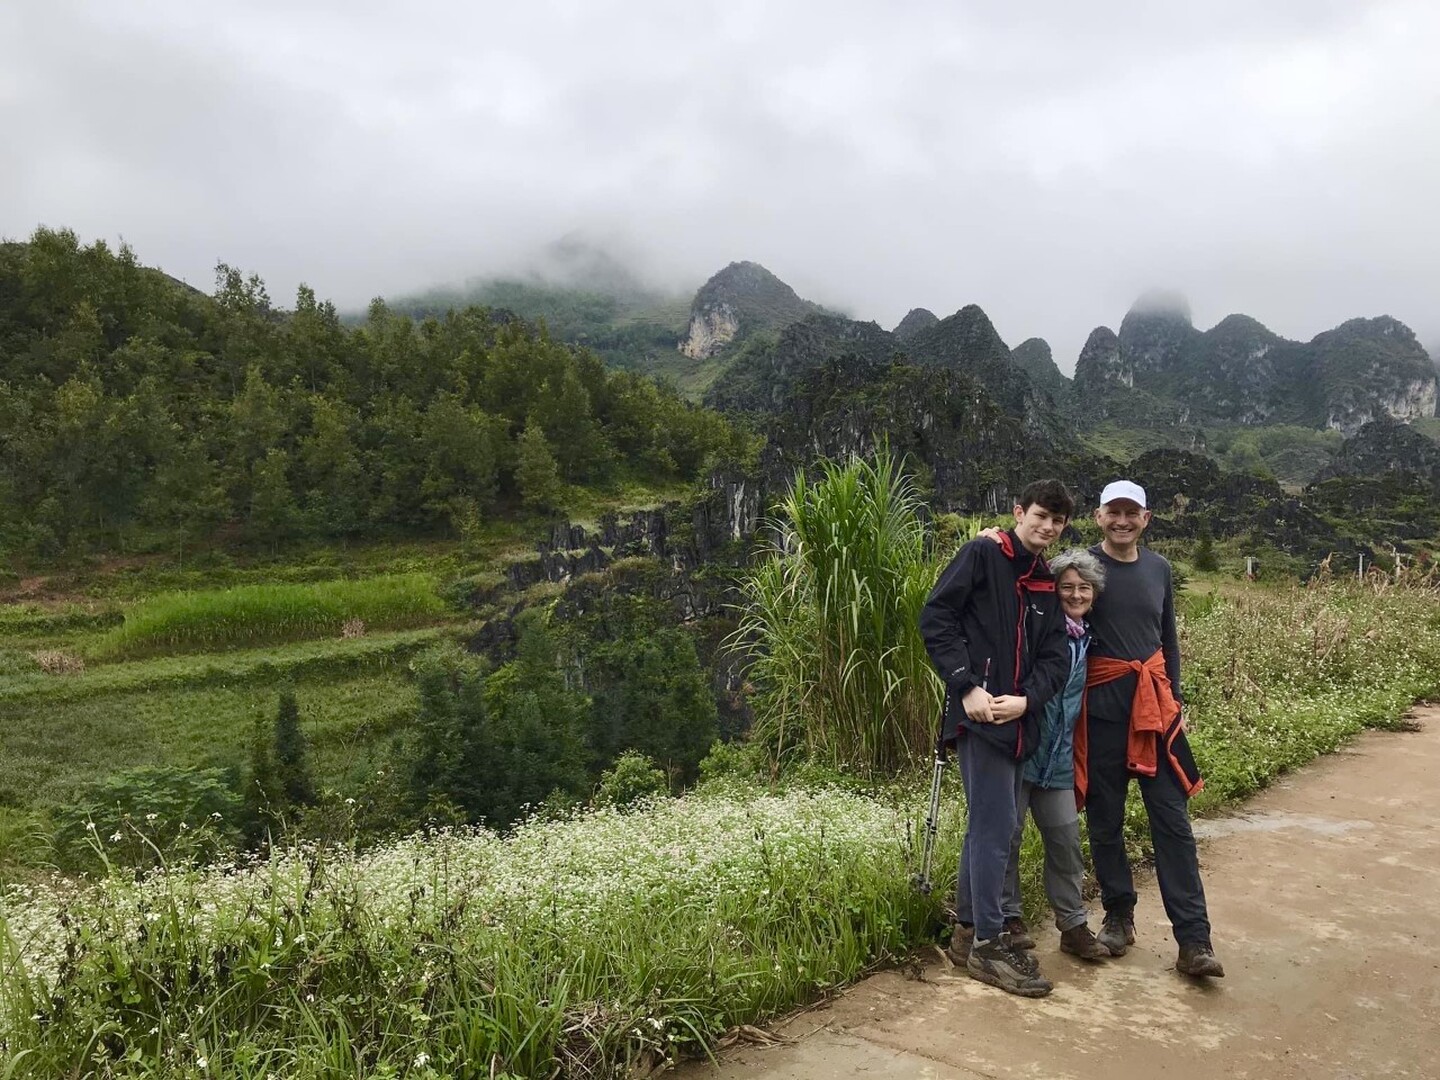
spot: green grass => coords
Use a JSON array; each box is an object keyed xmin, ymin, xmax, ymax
[
  {"xmin": 92, "ymin": 574, "xmax": 449, "ymax": 658},
  {"xmin": 0, "ymin": 672, "xmax": 419, "ymax": 814},
  {"xmin": 0, "ymin": 625, "xmax": 452, "ymax": 705}
]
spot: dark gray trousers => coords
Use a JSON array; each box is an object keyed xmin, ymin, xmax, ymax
[
  {"xmin": 1084, "ymin": 717, "xmax": 1212, "ymax": 945},
  {"xmin": 952, "ymin": 733, "xmax": 1022, "ymax": 941}
]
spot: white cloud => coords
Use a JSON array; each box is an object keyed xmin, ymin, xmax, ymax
[{"xmin": 2, "ymin": 0, "xmax": 1438, "ymax": 367}]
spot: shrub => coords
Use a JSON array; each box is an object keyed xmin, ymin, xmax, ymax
[
  {"xmin": 50, "ymin": 765, "xmax": 240, "ymax": 871},
  {"xmin": 595, "ymin": 751, "xmax": 669, "ymax": 808}
]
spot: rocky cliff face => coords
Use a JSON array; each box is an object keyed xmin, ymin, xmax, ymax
[
  {"xmin": 758, "ymin": 355, "xmax": 1110, "ymax": 512},
  {"xmin": 1116, "ymin": 291, "xmax": 1198, "ymax": 388},
  {"xmin": 702, "ymin": 301, "xmax": 1069, "ymax": 444},
  {"xmin": 677, "ymin": 261, "xmax": 826, "ymax": 360},
  {"xmin": 1072, "ymin": 295, "xmax": 1439, "ymax": 434},
  {"xmin": 1009, "ymin": 337, "xmax": 1070, "ymax": 404},
  {"xmin": 901, "ymin": 305, "xmax": 1069, "ymax": 440},
  {"xmin": 893, "ymin": 307, "xmax": 939, "ymax": 340},
  {"xmin": 1320, "ymin": 414, "xmax": 1440, "ymax": 494},
  {"xmin": 1309, "ymin": 318, "xmax": 1438, "ymax": 434}
]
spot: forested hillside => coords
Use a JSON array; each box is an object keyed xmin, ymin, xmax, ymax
[{"xmin": 0, "ymin": 229, "xmax": 745, "ymax": 561}]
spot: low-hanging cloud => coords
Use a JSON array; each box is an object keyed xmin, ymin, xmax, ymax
[{"xmin": 3, "ymin": 0, "xmax": 1438, "ymax": 370}]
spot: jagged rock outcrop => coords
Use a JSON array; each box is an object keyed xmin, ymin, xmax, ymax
[
  {"xmin": 757, "ymin": 355, "xmax": 1110, "ymax": 513},
  {"xmin": 893, "ymin": 307, "xmax": 939, "ymax": 340},
  {"xmin": 1319, "ymin": 414, "xmax": 1440, "ymax": 494},
  {"xmin": 1308, "ymin": 318, "xmax": 1437, "ymax": 434},
  {"xmin": 1010, "ymin": 337, "xmax": 1070, "ymax": 404},
  {"xmin": 1116, "ymin": 291, "xmax": 1198, "ymax": 389},
  {"xmin": 703, "ymin": 314, "xmax": 895, "ymax": 414},
  {"xmin": 678, "ymin": 261, "xmax": 826, "ymax": 360},
  {"xmin": 1073, "ymin": 294, "xmax": 1438, "ymax": 434},
  {"xmin": 1074, "ymin": 326, "xmax": 1127, "ymax": 389},
  {"xmin": 1126, "ymin": 448, "xmax": 1348, "ymax": 556},
  {"xmin": 901, "ymin": 305, "xmax": 1069, "ymax": 440}
]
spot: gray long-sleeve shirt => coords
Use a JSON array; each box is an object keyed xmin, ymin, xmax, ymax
[{"xmin": 1085, "ymin": 545, "xmax": 1183, "ymax": 724}]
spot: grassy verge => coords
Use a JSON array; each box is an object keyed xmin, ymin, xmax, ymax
[{"xmin": 2, "ymin": 579, "xmax": 1438, "ymax": 1077}]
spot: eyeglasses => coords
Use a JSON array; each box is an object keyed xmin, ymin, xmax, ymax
[{"xmin": 1058, "ymin": 583, "xmax": 1095, "ymax": 595}]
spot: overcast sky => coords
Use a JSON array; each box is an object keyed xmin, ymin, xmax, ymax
[{"xmin": 3, "ymin": 0, "xmax": 1438, "ymax": 370}]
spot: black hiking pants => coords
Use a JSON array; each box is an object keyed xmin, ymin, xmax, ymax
[{"xmin": 1085, "ymin": 716, "xmax": 1212, "ymax": 946}]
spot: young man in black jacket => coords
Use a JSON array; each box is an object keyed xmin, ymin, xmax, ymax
[{"xmin": 920, "ymin": 479, "xmax": 1074, "ymax": 997}]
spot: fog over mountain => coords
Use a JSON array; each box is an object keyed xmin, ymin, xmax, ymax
[{"xmin": 3, "ymin": 0, "xmax": 1439, "ymax": 368}]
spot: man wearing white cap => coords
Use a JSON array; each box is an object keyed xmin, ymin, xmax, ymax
[{"xmin": 1079, "ymin": 480, "xmax": 1224, "ymax": 978}]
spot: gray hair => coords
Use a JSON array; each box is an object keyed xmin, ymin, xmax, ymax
[{"xmin": 1049, "ymin": 547, "xmax": 1105, "ymax": 593}]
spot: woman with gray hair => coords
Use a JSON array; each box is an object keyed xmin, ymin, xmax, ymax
[{"xmin": 1000, "ymin": 548, "xmax": 1112, "ymax": 959}]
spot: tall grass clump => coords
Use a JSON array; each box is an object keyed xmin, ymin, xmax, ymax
[
  {"xmin": 94, "ymin": 574, "xmax": 447, "ymax": 658},
  {"xmin": 733, "ymin": 449, "xmax": 942, "ymax": 774}
]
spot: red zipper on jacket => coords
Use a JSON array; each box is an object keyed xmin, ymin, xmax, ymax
[{"xmin": 1010, "ymin": 545, "xmax": 1054, "ymax": 759}]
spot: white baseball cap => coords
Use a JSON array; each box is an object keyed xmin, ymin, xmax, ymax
[{"xmin": 1099, "ymin": 480, "xmax": 1148, "ymax": 508}]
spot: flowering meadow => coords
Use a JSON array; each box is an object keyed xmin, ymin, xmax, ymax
[
  {"xmin": 0, "ymin": 788, "xmax": 958, "ymax": 1079},
  {"xmin": 3, "ymin": 577, "xmax": 1439, "ymax": 1077}
]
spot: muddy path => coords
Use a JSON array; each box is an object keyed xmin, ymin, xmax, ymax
[{"xmin": 689, "ymin": 707, "xmax": 1440, "ymax": 1080}]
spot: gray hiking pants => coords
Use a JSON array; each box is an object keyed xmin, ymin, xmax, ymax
[{"xmin": 1000, "ymin": 781, "xmax": 1089, "ymax": 932}]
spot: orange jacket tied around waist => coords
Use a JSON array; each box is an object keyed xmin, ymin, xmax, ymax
[{"xmin": 1072, "ymin": 648, "xmax": 1205, "ymax": 809}]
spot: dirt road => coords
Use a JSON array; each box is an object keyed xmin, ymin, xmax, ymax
[{"xmin": 689, "ymin": 708, "xmax": 1440, "ymax": 1080}]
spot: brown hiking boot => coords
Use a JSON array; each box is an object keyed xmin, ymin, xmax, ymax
[
  {"xmin": 1097, "ymin": 910, "xmax": 1136, "ymax": 956},
  {"xmin": 1003, "ymin": 916, "xmax": 1035, "ymax": 950},
  {"xmin": 967, "ymin": 935, "xmax": 1052, "ymax": 997},
  {"xmin": 1059, "ymin": 923, "xmax": 1110, "ymax": 961},
  {"xmin": 1176, "ymin": 942, "xmax": 1225, "ymax": 978},
  {"xmin": 945, "ymin": 924, "xmax": 974, "ymax": 966}
]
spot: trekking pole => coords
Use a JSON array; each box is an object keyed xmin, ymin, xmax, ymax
[
  {"xmin": 912, "ymin": 659, "xmax": 988, "ymax": 894},
  {"xmin": 910, "ymin": 711, "xmax": 944, "ymax": 898},
  {"xmin": 911, "ymin": 709, "xmax": 947, "ymax": 895}
]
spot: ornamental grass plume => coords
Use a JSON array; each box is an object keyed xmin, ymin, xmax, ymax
[{"xmin": 732, "ymin": 448, "xmax": 943, "ymax": 775}]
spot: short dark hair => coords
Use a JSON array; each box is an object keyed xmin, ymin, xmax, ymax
[{"xmin": 1017, "ymin": 479, "xmax": 1075, "ymax": 520}]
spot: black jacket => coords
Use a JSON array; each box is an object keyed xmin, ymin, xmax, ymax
[{"xmin": 919, "ymin": 529, "xmax": 1070, "ymax": 759}]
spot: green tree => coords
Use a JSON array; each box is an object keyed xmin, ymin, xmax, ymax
[
  {"xmin": 241, "ymin": 713, "xmax": 283, "ymax": 847},
  {"xmin": 248, "ymin": 448, "xmax": 300, "ymax": 546},
  {"xmin": 298, "ymin": 395, "xmax": 365, "ymax": 537},
  {"xmin": 274, "ymin": 688, "xmax": 316, "ymax": 808},
  {"xmin": 142, "ymin": 436, "xmax": 230, "ymax": 564},
  {"xmin": 586, "ymin": 629, "xmax": 718, "ymax": 783},
  {"xmin": 516, "ymin": 416, "xmax": 564, "ymax": 512},
  {"xmin": 1194, "ymin": 521, "xmax": 1219, "ymax": 572}
]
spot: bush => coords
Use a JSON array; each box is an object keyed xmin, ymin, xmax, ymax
[
  {"xmin": 51, "ymin": 765, "xmax": 240, "ymax": 871},
  {"xmin": 595, "ymin": 751, "xmax": 669, "ymax": 808}
]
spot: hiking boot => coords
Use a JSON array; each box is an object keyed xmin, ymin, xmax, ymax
[
  {"xmin": 1059, "ymin": 923, "xmax": 1110, "ymax": 961},
  {"xmin": 967, "ymin": 936, "xmax": 1052, "ymax": 997},
  {"xmin": 998, "ymin": 931, "xmax": 1040, "ymax": 975},
  {"xmin": 1176, "ymin": 942, "xmax": 1225, "ymax": 978},
  {"xmin": 1003, "ymin": 916, "xmax": 1035, "ymax": 950},
  {"xmin": 945, "ymin": 924, "xmax": 974, "ymax": 966},
  {"xmin": 1097, "ymin": 910, "xmax": 1136, "ymax": 956}
]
